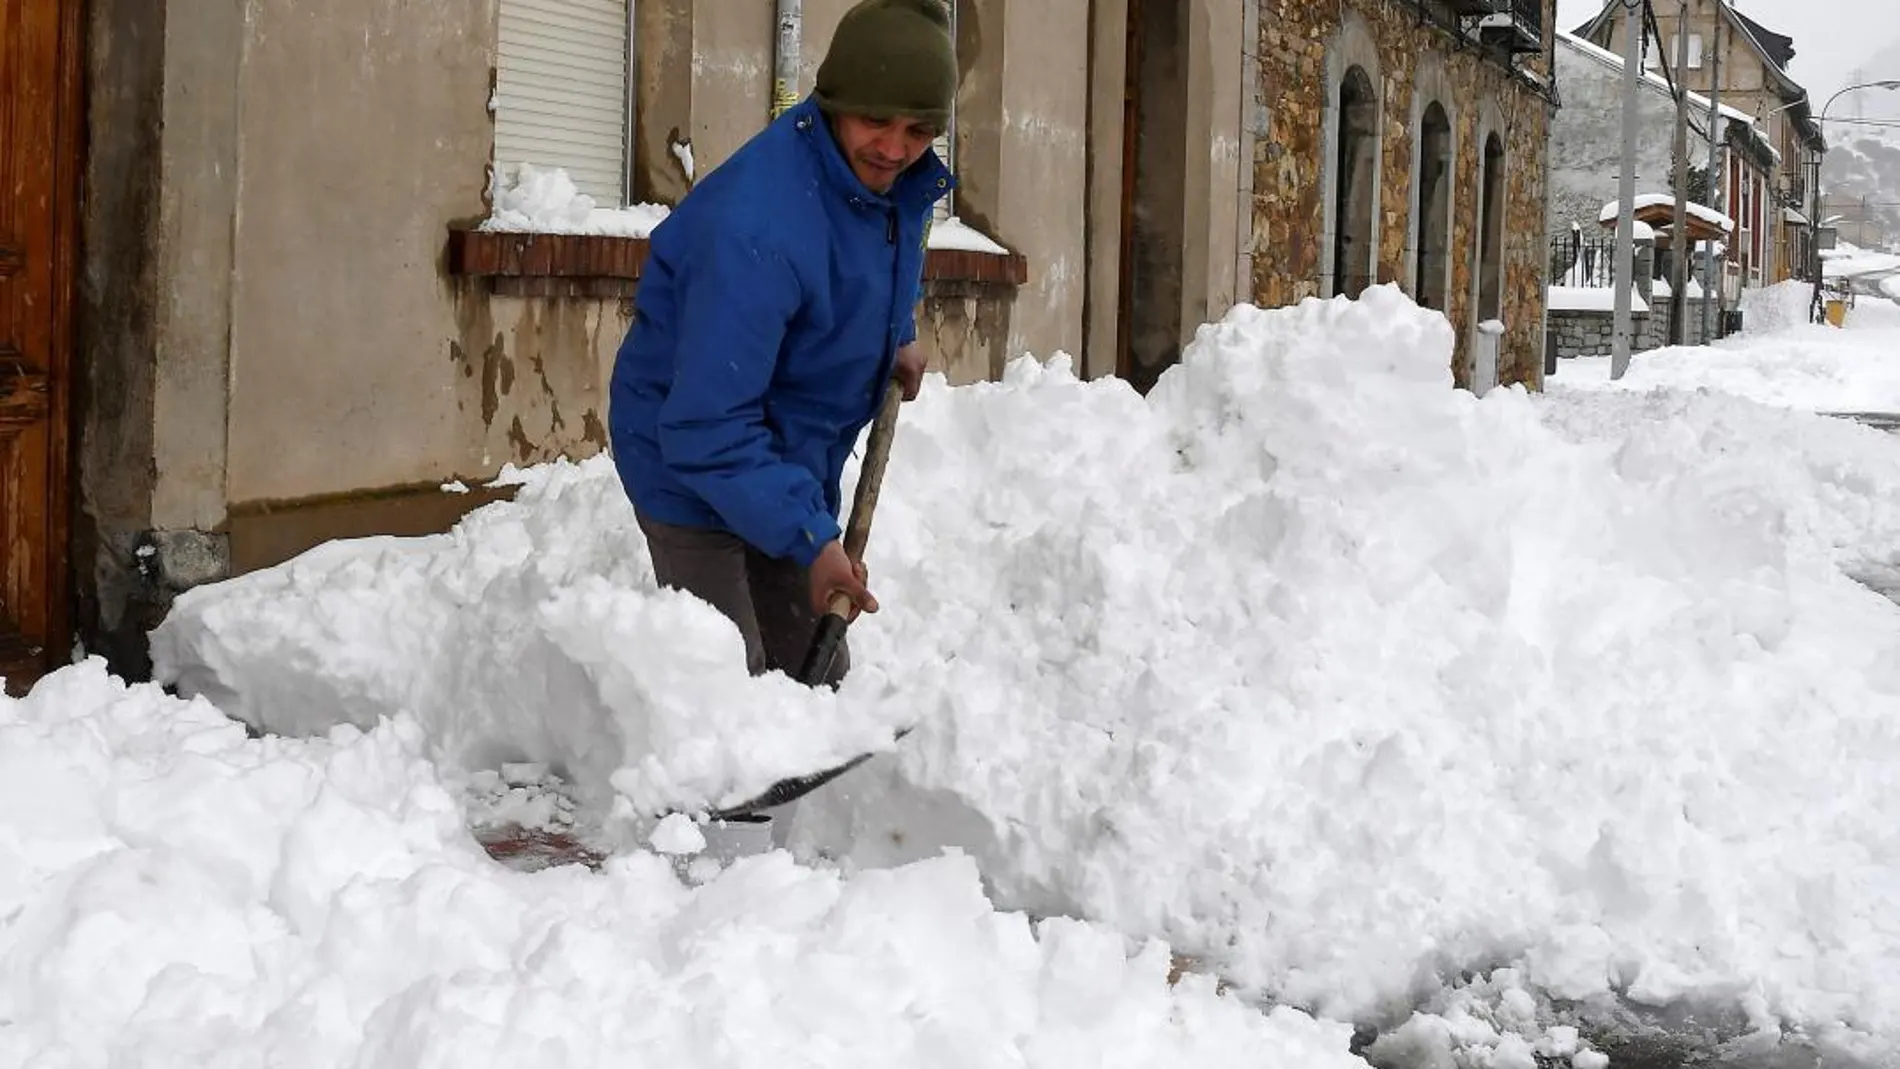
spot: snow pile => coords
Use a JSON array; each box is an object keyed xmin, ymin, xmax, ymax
[
  {"xmin": 0, "ymin": 660, "xmax": 1364, "ymax": 1068},
  {"xmin": 152, "ymin": 286, "xmax": 1900, "ymax": 1054},
  {"xmin": 1736, "ymin": 278, "xmax": 1818, "ymax": 336},
  {"xmin": 147, "ymin": 470, "xmax": 909, "ymax": 818},
  {"xmin": 1553, "ymin": 296, "xmax": 1900, "ymax": 413},
  {"xmin": 482, "ymin": 162, "xmax": 671, "ymax": 237}
]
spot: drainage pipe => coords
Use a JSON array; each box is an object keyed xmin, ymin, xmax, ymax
[{"xmin": 773, "ymin": 0, "xmax": 802, "ymax": 119}]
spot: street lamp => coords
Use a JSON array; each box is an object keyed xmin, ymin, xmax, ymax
[{"xmin": 1810, "ymin": 79, "xmax": 1900, "ymax": 323}]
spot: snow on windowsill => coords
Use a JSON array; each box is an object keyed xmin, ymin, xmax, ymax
[
  {"xmin": 928, "ymin": 216, "xmax": 1010, "ymax": 256},
  {"xmin": 480, "ymin": 163, "xmax": 1014, "ymax": 258},
  {"xmin": 479, "ymin": 163, "xmax": 670, "ymax": 238}
]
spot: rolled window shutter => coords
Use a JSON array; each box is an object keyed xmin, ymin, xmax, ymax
[{"xmin": 494, "ymin": 0, "xmax": 630, "ymax": 205}]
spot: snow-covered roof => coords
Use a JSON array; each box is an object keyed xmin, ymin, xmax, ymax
[{"xmin": 1600, "ymin": 194, "xmax": 1736, "ymax": 235}]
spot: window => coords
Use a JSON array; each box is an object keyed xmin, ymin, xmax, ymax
[
  {"xmin": 1476, "ymin": 133, "xmax": 1505, "ymax": 321},
  {"xmin": 1414, "ymin": 102, "xmax": 1453, "ymax": 311},
  {"xmin": 1645, "ymin": 31, "xmax": 1705, "ymax": 70},
  {"xmin": 492, "ymin": 0, "xmax": 634, "ymax": 206},
  {"xmin": 1332, "ymin": 65, "xmax": 1379, "ymax": 299}
]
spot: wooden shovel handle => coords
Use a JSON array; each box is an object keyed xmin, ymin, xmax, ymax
[
  {"xmin": 841, "ymin": 378, "xmax": 905, "ymax": 564},
  {"xmin": 797, "ymin": 378, "xmax": 906, "ymax": 686}
]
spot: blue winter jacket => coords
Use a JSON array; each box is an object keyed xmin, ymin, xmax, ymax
[{"xmin": 609, "ymin": 95, "xmax": 953, "ymax": 567}]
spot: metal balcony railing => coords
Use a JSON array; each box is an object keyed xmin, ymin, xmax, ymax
[{"xmin": 1513, "ymin": 0, "xmax": 1544, "ymax": 44}]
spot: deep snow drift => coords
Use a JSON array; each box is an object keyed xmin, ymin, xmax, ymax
[
  {"xmin": 3, "ymin": 661, "xmax": 1355, "ymax": 1068},
  {"xmin": 132, "ymin": 285, "xmax": 1900, "ymax": 1060}
]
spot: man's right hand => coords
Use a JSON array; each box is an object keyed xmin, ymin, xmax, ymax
[{"xmin": 809, "ymin": 540, "xmax": 878, "ymax": 620}]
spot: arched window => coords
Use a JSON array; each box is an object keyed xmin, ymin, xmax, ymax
[
  {"xmin": 1476, "ymin": 132, "xmax": 1506, "ymax": 321},
  {"xmin": 1414, "ymin": 102, "xmax": 1453, "ymax": 310},
  {"xmin": 1332, "ymin": 65, "xmax": 1379, "ymax": 299}
]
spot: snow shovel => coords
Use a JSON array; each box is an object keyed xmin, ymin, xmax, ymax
[{"xmin": 705, "ymin": 378, "xmax": 911, "ymax": 821}]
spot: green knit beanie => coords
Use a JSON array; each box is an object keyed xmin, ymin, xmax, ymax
[{"xmin": 813, "ymin": 0, "xmax": 958, "ymax": 130}]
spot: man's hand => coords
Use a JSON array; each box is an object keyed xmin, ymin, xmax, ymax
[
  {"xmin": 809, "ymin": 540, "xmax": 878, "ymax": 620},
  {"xmin": 895, "ymin": 341, "xmax": 927, "ymax": 401}
]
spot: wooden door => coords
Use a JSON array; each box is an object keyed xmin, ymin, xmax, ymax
[{"xmin": 0, "ymin": 0, "xmax": 82, "ymax": 697}]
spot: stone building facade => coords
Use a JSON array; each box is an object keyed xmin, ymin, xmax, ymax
[{"xmin": 1250, "ymin": 0, "xmax": 1557, "ymax": 390}]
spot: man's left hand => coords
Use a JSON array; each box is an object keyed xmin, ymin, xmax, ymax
[{"xmin": 895, "ymin": 341, "xmax": 927, "ymax": 401}]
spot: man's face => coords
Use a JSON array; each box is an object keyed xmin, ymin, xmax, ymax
[{"xmin": 831, "ymin": 112, "xmax": 940, "ymax": 194}]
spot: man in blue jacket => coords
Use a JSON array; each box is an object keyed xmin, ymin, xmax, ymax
[{"xmin": 609, "ymin": 0, "xmax": 957, "ymax": 688}]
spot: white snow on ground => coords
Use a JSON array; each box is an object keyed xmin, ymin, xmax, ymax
[
  {"xmin": 2, "ymin": 662, "xmax": 1355, "ymax": 1068},
  {"xmin": 1549, "ymin": 285, "xmax": 1648, "ymax": 313},
  {"xmin": 1825, "ymin": 243, "xmax": 1900, "ymax": 282},
  {"xmin": 1552, "ymin": 280, "xmax": 1900, "ymax": 413},
  {"xmin": 139, "ymin": 285, "xmax": 1900, "ymax": 1061}
]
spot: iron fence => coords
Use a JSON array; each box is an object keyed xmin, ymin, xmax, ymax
[{"xmin": 1549, "ymin": 233, "xmax": 1621, "ymax": 288}]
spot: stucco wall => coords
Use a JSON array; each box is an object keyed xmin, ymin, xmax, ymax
[
  {"xmin": 222, "ymin": 0, "xmax": 626, "ymax": 504},
  {"xmin": 1251, "ymin": 0, "xmax": 1554, "ymax": 389}
]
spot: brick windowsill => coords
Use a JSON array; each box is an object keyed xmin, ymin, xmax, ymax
[{"xmin": 447, "ymin": 228, "xmax": 1028, "ymax": 298}]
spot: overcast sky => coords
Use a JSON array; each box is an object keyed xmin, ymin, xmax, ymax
[{"xmin": 1554, "ymin": 0, "xmax": 1900, "ymax": 118}]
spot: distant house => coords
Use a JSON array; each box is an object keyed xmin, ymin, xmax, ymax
[
  {"xmin": 1569, "ymin": 0, "xmax": 1827, "ymax": 286},
  {"xmin": 5, "ymin": 0, "xmax": 1554, "ymax": 692},
  {"xmin": 1546, "ymin": 29, "xmax": 1779, "ymax": 301}
]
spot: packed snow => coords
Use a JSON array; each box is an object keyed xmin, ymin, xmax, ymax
[
  {"xmin": 1553, "ymin": 280, "xmax": 1900, "ymax": 413},
  {"xmin": 123, "ymin": 285, "xmax": 1900, "ymax": 1064}
]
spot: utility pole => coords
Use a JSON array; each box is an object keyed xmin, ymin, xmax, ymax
[
  {"xmin": 1701, "ymin": 0, "xmax": 1722, "ymax": 343},
  {"xmin": 1611, "ymin": 0, "xmax": 1644, "ymax": 379},
  {"xmin": 1668, "ymin": 1, "xmax": 1691, "ymax": 346}
]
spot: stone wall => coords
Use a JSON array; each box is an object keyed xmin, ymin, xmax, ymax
[
  {"xmin": 1549, "ymin": 308, "xmax": 1647, "ymax": 358},
  {"xmin": 1251, "ymin": 0, "xmax": 1555, "ymax": 390},
  {"xmin": 1547, "ymin": 299, "xmax": 1719, "ymax": 361},
  {"xmin": 1645, "ymin": 295, "xmax": 1719, "ymax": 349}
]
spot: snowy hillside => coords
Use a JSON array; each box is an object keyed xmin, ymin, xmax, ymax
[
  {"xmin": 1820, "ymin": 39, "xmax": 1900, "ymax": 250},
  {"xmin": 106, "ymin": 285, "xmax": 1900, "ymax": 1066}
]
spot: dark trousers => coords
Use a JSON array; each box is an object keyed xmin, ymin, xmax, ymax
[{"xmin": 636, "ymin": 510, "xmax": 849, "ymax": 688}]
